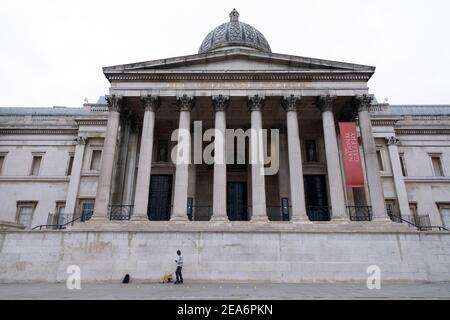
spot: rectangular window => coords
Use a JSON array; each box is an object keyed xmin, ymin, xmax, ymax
[
  {"xmin": 79, "ymin": 200, "xmax": 95, "ymax": 221},
  {"xmin": 0, "ymin": 155, "xmax": 5, "ymax": 175},
  {"xmin": 438, "ymin": 205, "xmax": 450, "ymax": 229},
  {"xmin": 55, "ymin": 202, "xmax": 66, "ymax": 225},
  {"xmin": 30, "ymin": 156, "xmax": 42, "ymax": 176},
  {"xmin": 305, "ymin": 140, "xmax": 318, "ymax": 162},
  {"xmin": 409, "ymin": 203, "xmax": 418, "ymax": 217},
  {"xmin": 66, "ymin": 154, "xmax": 74, "ymax": 176},
  {"xmin": 16, "ymin": 202, "xmax": 37, "ymax": 228},
  {"xmin": 399, "ymin": 153, "xmax": 407, "ymax": 177},
  {"xmin": 90, "ymin": 150, "xmax": 102, "ymax": 171},
  {"xmin": 431, "ymin": 156, "xmax": 443, "ymax": 177},
  {"xmin": 376, "ymin": 150, "xmax": 384, "ymax": 171},
  {"xmin": 157, "ymin": 140, "xmax": 168, "ymax": 162}
]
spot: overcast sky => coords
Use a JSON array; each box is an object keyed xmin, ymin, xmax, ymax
[{"xmin": 1, "ymin": 0, "xmax": 449, "ymax": 107}]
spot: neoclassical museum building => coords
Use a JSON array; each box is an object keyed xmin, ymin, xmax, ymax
[{"xmin": 0, "ymin": 10, "xmax": 449, "ymax": 283}]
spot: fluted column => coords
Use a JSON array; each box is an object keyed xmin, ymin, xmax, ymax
[
  {"xmin": 123, "ymin": 129, "xmax": 139, "ymax": 207},
  {"xmin": 211, "ymin": 95, "xmax": 229, "ymax": 222},
  {"xmin": 277, "ymin": 129, "xmax": 291, "ymax": 218},
  {"xmin": 355, "ymin": 94, "xmax": 388, "ymax": 220},
  {"xmin": 93, "ymin": 95, "xmax": 122, "ymax": 220},
  {"xmin": 281, "ymin": 95, "xmax": 308, "ymax": 222},
  {"xmin": 65, "ymin": 136, "xmax": 87, "ymax": 217},
  {"xmin": 248, "ymin": 95, "xmax": 268, "ymax": 222},
  {"xmin": 133, "ymin": 95, "xmax": 160, "ymax": 221},
  {"xmin": 386, "ymin": 136, "xmax": 410, "ymax": 218},
  {"xmin": 171, "ymin": 95, "xmax": 194, "ymax": 221},
  {"xmin": 317, "ymin": 95, "xmax": 347, "ymax": 220}
]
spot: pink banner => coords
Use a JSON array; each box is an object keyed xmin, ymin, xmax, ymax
[{"xmin": 338, "ymin": 122, "xmax": 365, "ymax": 187}]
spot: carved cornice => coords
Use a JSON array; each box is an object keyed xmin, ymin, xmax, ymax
[
  {"xmin": 316, "ymin": 95, "xmax": 336, "ymax": 113},
  {"xmin": 176, "ymin": 94, "xmax": 195, "ymax": 111},
  {"xmin": 212, "ymin": 95, "xmax": 229, "ymax": 112},
  {"xmin": 371, "ymin": 119, "xmax": 399, "ymax": 126},
  {"xmin": 105, "ymin": 72, "xmax": 373, "ymax": 82},
  {"xmin": 0, "ymin": 128, "xmax": 78, "ymax": 135},
  {"xmin": 75, "ymin": 119, "xmax": 108, "ymax": 126},
  {"xmin": 281, "ymin": 95, "xmax": 301, "ymax": 112},
  {"xmin": 395, "ymin": 128, "xmax": 450, "ymax": 135},
  {"xmin": 385, "ymin": 136, "xmax": 399, "ymax": 146},
  {"xmin": 354, "ymin": 94, "xmax": 374, "ymax": 112},
  {"xmin": 140, "ymin": 95, "xmax": 160, "ymax": 112},
  {"xmin": 247, "ymin": 94, "xmax": 265, "ymax": 112},
  {"xmin": 105, "ymin": 94, "xmax": 123, "ymax": 112}
]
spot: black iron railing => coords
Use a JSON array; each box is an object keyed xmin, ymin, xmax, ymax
[
  {"xmin": 403, "ymin": 215, "xmax": 431, "ymax": 230},
  {"xmin": 191, "ymin": 205, "xmax": 212, "ymax": 221},
  {"xmin": 225, "ymin": 205, "xmax": 251, "ymax": 221},
  {"xmin": 267, "ymin": 206, "xmax": 283, "ymax": 221},
  {"xmin": 32, "ymin": 212, "xmax": 89, "ymax": 230},
  {"xmin": 388, "ymin": 213, "xmax": 448, "ymax": 231},
  {"xmin": 307, "ymin": 206, "xmax": 331, "ymax": 221},
  {"xmin": 109, "ymin": 205, "xmax": 133, "ymax": 221},
  {"xmin": 347, "ymin": 206, "xmax": 373, "ymax": 221}
]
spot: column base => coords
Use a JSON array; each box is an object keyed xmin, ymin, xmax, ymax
[
  {"xmin": 291, "ymin": 217, "xmax": 312, "ymax": 224},
  {"xmin": 89, "ymin": 215, "xmax": 109, "ymax": 222},
  {"xmin": 170, "ymin": 215, "xmax": 189, "ymax": 222},
  {"xmin": 372, "ymin": 216, "xmax": 392, "ymax": 222},
  {"xmin": 250, "ymin": 216, "xmax": 269, "ymax": 223},
  {"xmin": 210, "ymin": 216, "xmax": 230, "ymax": 223},
  {"xmin": 330, "ymin": 216, "xmax": 350, "ymax": 223},
  {"xmin": 131, "ymin": 215, "xmax": 149, "ymax": 222}
]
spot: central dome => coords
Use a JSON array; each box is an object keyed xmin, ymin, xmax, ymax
[{"xmin": 199, "ymin": 9, "xmax": 272, "ymax": 54}]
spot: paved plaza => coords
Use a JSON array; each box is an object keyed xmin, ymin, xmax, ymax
[{"xmin": 0, "ymin": 282, "xmax": 449, "ymax": 300}]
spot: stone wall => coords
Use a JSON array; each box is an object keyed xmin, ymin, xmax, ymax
[{"xmin": 0, "ymin": 230, "xmax": 449, "ymax": 283}]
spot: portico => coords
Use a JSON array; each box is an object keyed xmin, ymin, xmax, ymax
[{"xmin": 90, "ymin": 10, "xmax": 389, "ymax": 225}]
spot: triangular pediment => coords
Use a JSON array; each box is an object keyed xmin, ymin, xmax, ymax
[{"xmin": 103, "ymin": 48, "xmax": 375, "ymax": 75}]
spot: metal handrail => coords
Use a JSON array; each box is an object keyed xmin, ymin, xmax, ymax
[
  {"xmin": 109, "ymin": 204, "xmax": 133, "ymax": 220},
  {"xmin": 307, "ymin": 206, "xmax": 331, "ymax": 221},
  {"xmin": 388, "ymin": 213, "xmax": 449, "ymax": 232},
  {"xmin": 347, "ymin": 206, "xmax": 373, "ymax": 221},
  {"xmin": 32, "ymin": 213, "xmax": 88, "ymax": 230}
]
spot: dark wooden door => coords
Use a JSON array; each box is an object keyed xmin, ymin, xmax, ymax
[
  {"xmin": 303, "ymin": 175, "xmax": 330, "ymax": 221},
  {"xmin": 148, "ymin": 175, "xmax": 172, "ymax": 221},
  {"xmin": 227, "ymin": 182, "xmax": 248, "ymax": 221}
]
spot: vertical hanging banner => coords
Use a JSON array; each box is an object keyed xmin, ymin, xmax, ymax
[{"xmin": 338, "ymin": 122, "xmax": 365, "ymax": 187}]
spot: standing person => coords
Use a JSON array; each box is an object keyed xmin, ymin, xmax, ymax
[{"xmin": 174, "ymin": 250, "xmax": 183, "ymax": 284}]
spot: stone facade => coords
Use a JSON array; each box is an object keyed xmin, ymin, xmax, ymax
[
  {"xmin": 0, "ymin": 9, "xmax": 449, "ymax": 283},
  {"xmin": 0, "ymin": 230, "xmax": 449, "ymax": 283}
]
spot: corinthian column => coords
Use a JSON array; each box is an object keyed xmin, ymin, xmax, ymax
[
  {"xmin": 386, "ymin": 136, "xmax": 410, "ymax": 218},
  {"xmin": 92, "ymin": 94, "xmax": 122, "ymax": 220},
  {"xmin": 248, "ymin": 95, "xmax": 268, "ymax": 222},
  {"xmin": 211, "ymin": 95, "xmax": 229, "ymax": 222},
  {"xmin": 355, "ymin": 94, "xmax": 388, "ymax": 220},
  {"xmin": 281, "ymin": 95, "xmax": 308, "ymax": 222},
  {"xmin": 133, "ymin": 95, "xmax": 160, "ymax": 221},
  {"xmin": 171, "ymin": 95, "xmax": 195, "ymax": 221},
  {"xmin": 317, "ymin": 95, "xmax": 347, "ymax": 220},
  {"xmin": 65, "ymin": 136, "xmax": 87, "ymax": 217}
]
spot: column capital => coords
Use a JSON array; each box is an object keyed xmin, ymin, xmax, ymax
[
  {"xmin": 176, "ymin": 94, "xmax": 195, "ymax": 112},
  {"xmin": 75, "ymin": 136, "xmax": 87, "ymax": 145},
  {"xmin": 354, "ymin": 94, "xmax": 374, "ymax": 112},
  {"xmin": 140, "ymin": 95, "xmax": 160, "ymax": 113},
  {"xmin": 212, "ymin": 94, "xmax": 229, "ymax": 112},
  {"xmin": 386, "ymin": 136, "xmax": 399, "ymax": 146},
  {"xmin": 281, "ymin": 94, "xmax": 302, "ymax": 112},
  {"xmin": 247, "ymin": 94, "xmax": 265, "ymax": 112},
  {"xmin": 105, "ymin": 94, "xmax": 123, "ymax": 112},
  {"xmin": 316, "ymin": 95, "xmax": 336, "ymax": 113}
]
